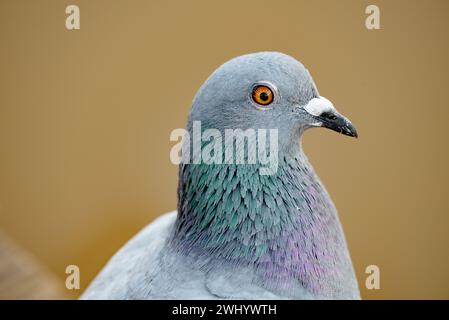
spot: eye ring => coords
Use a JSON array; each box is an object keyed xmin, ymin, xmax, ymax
[{"xmin": 250, "ymin": 81, "xmax": 279, "ymax": 110}]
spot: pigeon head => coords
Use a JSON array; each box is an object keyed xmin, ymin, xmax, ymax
[{"xmin": 188, "ymin": 52, "xmax": 357, "ymax": 152}]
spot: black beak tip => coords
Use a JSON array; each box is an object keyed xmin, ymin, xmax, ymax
[{"xmin": 342, "ymin": 124, "xmax": 358, "ymax": 138}]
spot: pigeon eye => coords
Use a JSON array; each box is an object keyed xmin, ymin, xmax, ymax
[{"xmin": 251, "ymin": 85, "xmax": 274, "ymax": 106}]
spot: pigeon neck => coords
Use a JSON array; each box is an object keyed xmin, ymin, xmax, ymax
[{"xmin": 171, "ymin": 144, "xmax": 357, "ymax": 296}]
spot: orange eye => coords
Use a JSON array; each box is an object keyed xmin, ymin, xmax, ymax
[{"xmin": 252, "ymin": 85, "xmax": 274, "ymax": 106}]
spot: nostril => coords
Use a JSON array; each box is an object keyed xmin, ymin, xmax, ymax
[{"xmin": 321, "ymin": 112, "xmax": 337, "ymax": 120}]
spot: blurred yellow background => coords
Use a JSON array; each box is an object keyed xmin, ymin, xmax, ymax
[{"xmin": 0, "ymin": 0, "xmax": 448, "ymax": 299}]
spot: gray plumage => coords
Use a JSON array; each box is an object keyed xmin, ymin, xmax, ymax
[{"xmin": 82, "ymin": 52, "xmax": 360, "ymax": 299}]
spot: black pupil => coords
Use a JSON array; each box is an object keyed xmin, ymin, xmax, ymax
[{"xmin": 259, "ymin": 91, "xmax": 269, "ymax": 101}]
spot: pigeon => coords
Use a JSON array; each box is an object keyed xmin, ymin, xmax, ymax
[{"xmin": 81, "ymin": 52, "xmax": 360, "ymax": 299}]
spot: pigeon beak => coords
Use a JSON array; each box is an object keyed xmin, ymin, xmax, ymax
[
  {"xmin": 303, "ymin": 97, "xmax": 358, "ymax": 138},
  {"xmin": 320, "ymin": 113, "xmax": 358, "ymax": 138}
]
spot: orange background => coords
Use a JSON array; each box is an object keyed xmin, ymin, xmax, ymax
[{"xmin": 0, "ymin": 0, "xmax": 448, "ymax": 299}]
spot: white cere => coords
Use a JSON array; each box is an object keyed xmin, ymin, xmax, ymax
[{"xmin": 303, "ymin": 96, "xmax": 336, "ymax": 117}]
